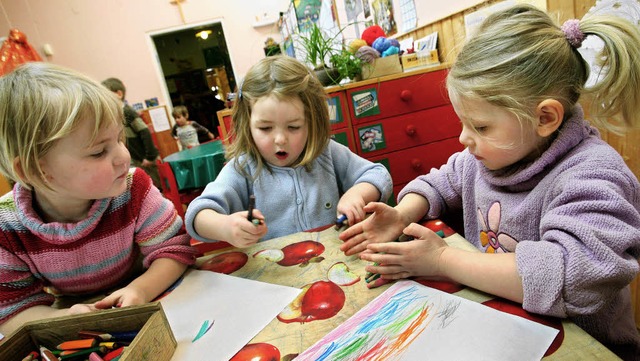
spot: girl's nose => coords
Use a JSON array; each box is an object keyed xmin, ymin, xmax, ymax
[
  {"xmin": 458, "ymin": 125, "xmax": 474, "ymax": 147},
  {"xmin": 115, "ymin": 142, "xmax": 131, "ymax": 166},
  {"xmin": 274, "ymin": 131, "xmax": 287, "ymax": 145}
]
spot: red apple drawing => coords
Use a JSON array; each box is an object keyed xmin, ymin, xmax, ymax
[
  {"xmin": 199, "ymin": 251, "xmax": 248, "ymax": 274},
  {"xmin": 327, "ymin": 262, "xmax": 360, "ymax": 286},
  {"xmin": 424, "ymin": 219, "xmax": 456, "ymax": 237},
  {"xmin": 277, "ymin": 280, "xmax": 345, "ymax": 323},
  {"xmin": 229, "ymin": 342, "xmax": 280, "ymax": 361},
  {"xmin": 277, "ymin": 240, "xmax": 325, "ymax": 267}
]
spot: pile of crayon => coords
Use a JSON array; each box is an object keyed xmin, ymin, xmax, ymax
[{"xmin": 21, "ymin": 329, "xmax": 138, "ymax": 361}]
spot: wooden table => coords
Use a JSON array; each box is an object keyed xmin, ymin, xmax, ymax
[{"xmin": 194, "ymin": 222, "xmax": 619, "ymax": 360}]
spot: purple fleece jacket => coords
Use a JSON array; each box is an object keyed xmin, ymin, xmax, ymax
[{"xmin": 399, "ymin": 106, "xmax": 640, "ymax": 359}]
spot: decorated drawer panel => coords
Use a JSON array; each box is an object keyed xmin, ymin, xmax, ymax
[
  {"xmin": 331, "ymin": 128, "xmax": 356, "ymax": 153},
  {"xmin": 327, "ymin": 92, "xmax": 350, "ymax": 131},
  {"xmin": 366, "ymin": 137, "xmax": 464, "ymax": 185},
  {"xmin": 353, "ymin": 105, "xmax": 461, "ymax": 157},
  {"xmin": 346, "ymin": 69, "xmax": 450, "ymax": 124}
]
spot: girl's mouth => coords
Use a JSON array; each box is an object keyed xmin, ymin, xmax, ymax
[{"xmin": 275, "ymin": 151, "xmax": 288, "ymax": 160}]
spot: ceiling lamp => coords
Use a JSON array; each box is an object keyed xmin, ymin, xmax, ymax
[{"xmin": 195, "ymin": 30, "xmax": 212, "ymax": 40}]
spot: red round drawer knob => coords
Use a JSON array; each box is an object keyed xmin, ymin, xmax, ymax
[
  {"xmin": 400, "ymin": 90, "xmax": 412, "ymax": 102},
  {"xmin": 411, "ymin": 158, "xmax": 422, "ymax": 170},
  {"xmin": 405, "ymin": 124, "xmax": 416, "ymax": 136}
]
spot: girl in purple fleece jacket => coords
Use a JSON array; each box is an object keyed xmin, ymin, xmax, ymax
[{"xmin": 340, "ymin": 4, "xmax": 640, "ymax": 359}]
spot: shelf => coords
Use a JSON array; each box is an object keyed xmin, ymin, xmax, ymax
[{"xmin": 252, "ymin": 19, "xmax": 277, "ymax": 28}]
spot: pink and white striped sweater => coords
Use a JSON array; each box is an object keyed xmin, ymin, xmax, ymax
[{"xmin": 0, "ymin": 168, "xmax": 197, "ymax": 323}]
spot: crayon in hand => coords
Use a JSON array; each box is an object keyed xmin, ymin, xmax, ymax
[
  {"xmin": 335, "ymin": 214, "xmax": 348, "ymax": 230},
  {"xmin": 247, "ymin": 195, "xmax": 262, "ymax": 225}
]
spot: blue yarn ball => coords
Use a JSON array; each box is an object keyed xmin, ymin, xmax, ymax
[
  {"xmin": 372, "ymin": 37, "xmax": 391, "ymax": 54},
  {"xmin": 382, "ymin": 46, "xmax": 399, "ymax": 57},
  {"xmin": 388, "ymin": 39, "xmax": 400, "ymax": 48}
]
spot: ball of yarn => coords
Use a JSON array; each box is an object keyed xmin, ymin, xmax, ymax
[
  {"xmin": 361, "ymin": 25, "xmax": 386, "ymax": 46},
  {"xmin": 355, "ymin": 46, "xmax": 380, "ymax": 64},
  {"xmin": 372, "ymin": 37, "xmax": 391, "ymax": 54},
  {"xmin": 348, "ymin": 39, "xmax": 367, "ymax": 54},
  {"xmin": 388, "ymin": 39, "xmax": 400, "ymax": 49},
  {"xmin": 382, "ymin": 46, "xmax": 399, "ymax": 57}
]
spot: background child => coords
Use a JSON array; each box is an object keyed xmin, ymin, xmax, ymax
[
  {"xmin": 0, "ymin": 63, "xmax": 197, "ymax": 335},
  {"xmin": 171, "ymin": 105, "xmax": 215, "ymax": 149},
  {"xmin": 185, "ymin": 55, "xmax": 392, "ymax": 247},
  {"xmin": 101, "ymin": 77, "xmax": 162, "ymax": 189},
  {"xmin": 339, "ymin": 5, "xmax": 640, "ymax": 359}
]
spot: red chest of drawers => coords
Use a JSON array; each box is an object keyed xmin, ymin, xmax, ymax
[{"xmin": 327, "ymin": 66, "xmax": 464, "ymax": 202}]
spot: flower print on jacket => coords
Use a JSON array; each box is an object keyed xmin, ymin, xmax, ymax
[{"xmin": 478, "ymin": 202, "xmax": 518, "ymax": 253}]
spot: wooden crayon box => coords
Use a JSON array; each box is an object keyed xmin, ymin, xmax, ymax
[{"xmin": 0, "ymin": 302, "xmax": 175, "ymax": 361}]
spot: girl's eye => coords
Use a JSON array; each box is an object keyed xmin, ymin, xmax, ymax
[
  {"xmin": 288, "ymin": 126, "xmax": 300, "ymax": 130},
  {"xmin": 475, "ymin": 126, "xmax": 488, "ymax": 133},
  {"xmin": 91, "ymin": 150, "xmax": 106, "ymax": 158},
  {"xmin": 258, "ymin": 127, "xmax": 271, "ymax": 131}
]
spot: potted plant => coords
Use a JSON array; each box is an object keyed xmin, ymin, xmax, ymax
[
  {"xmin": 296, "ymin": 22, "xmax": 354, "ymax": 86},
  {"xmin": 330, "ymin": 49, "xmax": 362, "ymax": 82}
]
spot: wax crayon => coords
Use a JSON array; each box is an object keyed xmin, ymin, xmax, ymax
[
  {"xmin": 89, "ymin": 352, "xmax": 106, "ymax": 361},
  {"xmin": 247, "ymin": 194, "xmax": 256, "ymax": 222},
  {"xmin": 21, "ymin": 351, "xmax": 39, "ymax": 361},
  {"xmin": 57, "ymin": 338, "xmax": 97, "ymax": 350},
  {"xmin": 40, "ymin": 346, "xmax": 60, "ymax": 361},
  {"xmin": 59, "ymin": 346, "xmax": 106, "ymax": 360},
  {"xmin": 78, "ymin": 330, "xmax": 138, "ymax": 342},
  {"xmin": 103, "ymin": 346, "xmax": 125, "ymax": 361},
  {"xmin": 334, "ymin": 214, "xmax": 348, "ymax": 230}
]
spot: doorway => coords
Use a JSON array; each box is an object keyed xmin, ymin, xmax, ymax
[{"xmin": 148, "ymin": 20, "xmax": 236, "ymax": 138}]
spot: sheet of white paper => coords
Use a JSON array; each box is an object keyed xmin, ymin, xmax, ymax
[
  {"xmin": 299, "ymin": 280, "xmax": 558, "ymax": 361},
  {"xmin": 148, "ymin": 106, "xmax": 171, "ymax": 132},
  {"xmin": 160, "ymin": 269, "xmax": 301, "ymax": 361}
]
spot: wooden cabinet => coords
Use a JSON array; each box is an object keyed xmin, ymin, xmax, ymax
[{"xmin": 327, "ymin": 66, "xmax": 464, "ymax": 203}]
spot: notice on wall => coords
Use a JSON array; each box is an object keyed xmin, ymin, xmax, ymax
[{"xmin": 148, "ymin": 105, "xmax": 171, "ymax": 132}]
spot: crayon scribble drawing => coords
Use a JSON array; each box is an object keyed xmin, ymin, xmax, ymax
[
  {"xmin": 297, "ymin": 280, "xmax": 459, "ymax": 360},
  {"xmin": 298, "ymin": 280, "xmax": 558, "ymax": 361}
]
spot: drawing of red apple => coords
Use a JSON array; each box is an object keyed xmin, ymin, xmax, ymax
[
  {"xmin": 327, "ymin": 262, "xmax": 360, "ymax": 286},
  {"xmin": 229, "ymin": 342, "xmax": 280, "ymax": 361},
  {"xmin": 199, "ymin": 251, "xmax": 248, "ymax": 274},
  {"xmin": 277, "ymin": 280, "xmax": 345, "ymax": 323},
  {"xmin": 277, "ymin": 240, "xmax": 325, "ymax": 267},
  {"xmin": 424, "ymin": 219, "xmax": 456, "ymax": 237}
]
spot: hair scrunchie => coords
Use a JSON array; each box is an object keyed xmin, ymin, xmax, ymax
[{"xmin": 561, "ymin": 19, "xmax": 585, "ymax": 48}]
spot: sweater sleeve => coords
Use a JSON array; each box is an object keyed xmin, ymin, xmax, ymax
[
  {"xmin": 516, "ymin": 164, "xmax": 640, "ymax": 318},
  {"xmin": 131, "ymin": 169, "xmax": 197, "ymax": 267},
  {"xmin": 130, "ymin": 118, "xmax": 159, "ymax": 161},
  {"xmin": 398, "ymin": 150, "xmax": 467, "ymax": 219},
  {"xmin": 0, "ymin": 244, "xmax": 54, "ymax": 324},
  {"xmin": 184, "ymin": 160, "xmax": 249, "ymax": 243},
  {"xmin": 329, "ymin": 140, "xmax": 393, "ymax": 202}
]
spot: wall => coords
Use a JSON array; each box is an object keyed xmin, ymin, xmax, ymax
[
  {"xmin": 0, "ymin": 0, "xmax": 489, "ymax": 109},
  {"xmin": 0, "ymin": 0, "xmax": 288, "ymax": 108}
]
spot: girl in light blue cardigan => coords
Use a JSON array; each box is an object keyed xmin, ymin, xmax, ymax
[{"xmin": 186, "ymin": 56, "xmax": 392, "ymax": 246}]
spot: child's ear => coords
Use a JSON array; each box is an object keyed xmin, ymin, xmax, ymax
[{"xmin": 536, "ymin": 99, "xmax": 564, "ymax": 137}]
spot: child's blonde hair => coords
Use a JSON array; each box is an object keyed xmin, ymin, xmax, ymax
[
  {"xmin": 447, "ymin": 4, "xmax": 640, "ymax": 133},
  {"xmin": 226, "ymin": 55, "xmax": 330, "ymax": 178},
  {"xmin": 172, "ymin": 105, "xmax": 188, "ymax": 118},
  {"xmin": 0, "ymin": 62, "xmax": 123, "ymax": 190}
]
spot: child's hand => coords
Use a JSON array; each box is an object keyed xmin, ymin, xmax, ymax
[
  {"xmin": 336, "ymin": 193, "xmax": 367, "ymax": 227},
  {"xmin": 93, "ymin": 286, "xmax": 148, "ymax": 309},
  {"xmin": 339, "ymin": 202, "xmax": 405, "ymax": 256},
  {"xmin": 360, "ymin": 223, "xmax": 448, "ymax": 281},
  {"xmin": 68, "ymin": 303, "xmax": 99, "ymax": 315},
  {"xmin": 225, "ymin": 210, "xmax": 267, "ymax": 248}
]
